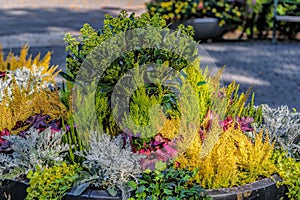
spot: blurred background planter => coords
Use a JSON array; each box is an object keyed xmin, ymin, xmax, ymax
[
  {"xmin": 0, "ymin": 175, "xmax": 287, "ymax": 200},
  {"xmin": 170, "ymin": 17, "xmax": 233, "ymax": 41}
]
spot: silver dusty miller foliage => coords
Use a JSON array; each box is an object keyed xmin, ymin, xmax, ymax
[
  {"xmin": 255, "ymin": 104, "xmax": 300, "ymax": 158},
  {"xmin": 76, "ymin": 131, "xmax": 146, "ymax": 200},
  {"xmin": 0, "ymin": 66, "xmax": 54, "ymax": 102},
  {"xmin": 0, "ymin": 128, "xmax": 69, "ymax": 180}
]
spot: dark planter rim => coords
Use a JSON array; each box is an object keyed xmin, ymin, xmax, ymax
[
  {"xmin": 206, "ymin": 175, "xmax": 283, "ymax": 198},
  {"xmin": 1, "ymin": 175, "xmax": 286, "ymax": 200}
]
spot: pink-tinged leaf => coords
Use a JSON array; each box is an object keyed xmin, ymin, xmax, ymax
[
  {"xmin": 162, "ymin": 143, "xmax": 178, "ymax": 157},
  {"xmin": 0, "ymin": 71, "xmax": 5, "ymax": 78},
  {"xmin": 138, "ymin": 133, "xmax": 178, "ymax": 170},
  {"xmin": 0, "ymin": 128, "xmax": 10, "ymax": 143},
  {"xmin": 199, "ymin": 129, "xmax": 205, "ymax": 141},
  {"xmin": 219, "ymin": 116, "xmax": 233, "ymax": 131},
  {"xmin": 237, "ymin": 116, "xmax": 254, "ymax": 132}
]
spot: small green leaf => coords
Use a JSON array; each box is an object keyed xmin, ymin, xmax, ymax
[
  {"xmin": 137, "ymin": 185, "xmax": 146, "ymax": 193},
  {"xmin": 27, "ymin": 170, "xmax": 33, "ymax": 179},
  {"xmin": 127, "ymin": 180, "xmax": 137, "ymax": 190},
  {"xmin": 197, "ymin": 81, "xmax": 206, "ymax": 86},
  {"xmin": 59, "ymin": 71, "xmax": 75, "ymax": 82}
]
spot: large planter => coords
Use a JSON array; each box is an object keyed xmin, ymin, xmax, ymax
[
  {"xmin": 0, "ymin": 175, "xmax": 287, "ymax": 200},
  {"xmin": 170, "ymin": 17, "xmax": 233, "ymax": 41},
  {"xmin": 206, "ymin": 175, "xmax": 287, "ymax": 200}
]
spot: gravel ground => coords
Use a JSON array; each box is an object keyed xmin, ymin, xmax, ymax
[
  {"xmin": 201, "ymin": 41, "xmax": 300, "ymax": 110},
  {"xmin": 1, "ymin": 0, "xmax": 299, "ymax": 110}
]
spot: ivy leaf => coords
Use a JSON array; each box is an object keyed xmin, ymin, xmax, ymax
[
  {"xmin": 137, "ymin": 185, "xmax": 146, "ymax": 193},
  {"xmin": 163, "ymin": 188, "xmax": 173, "ymax": 196}
]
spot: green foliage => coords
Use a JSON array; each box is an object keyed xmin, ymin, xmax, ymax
[
  {"xmin": 60, "ymin": 10, "xmax": 289, "ymax": 199},
  {"xmin": 272, "ymin": 150, "xmax": 300, "ymax": 200},
  {"xmin": 70, "ymin": 79, "xmax": 118, "ymax": 145},
  {"xmin": 147, "ymin": 0, "xmax": 244, "ymax": 26},
  {"xmin": 95, "ymin": 90, "xmax": 117, "ymax": 135},
  {"xmin": 223, "ymin": 81, "xmax": 252, "ymax": 119},
  {"xmin": 122, "ymin": 84, "xmax": 166, "ymax": 138},
  {"xmin": 116, "ymin": 66, "xmax": 168, "ymax": 137},
  {"xmin": 65, "ymin": 10, "xmax": 169, "ymax": 81},
  {"xmin": 72, "ymin": 80, "xmax": 104, "ymax": 144},
  {"xmin": 241, "ymin": 0, "xmax": 300, "ymax": 39},
  {"xmin": 62, "ymin": 114, "xmax": 84, "ymax": 164},
  {"xmin": 129, "ymin": 165, "xmax": 211, "ymax": 200},
  {"xmin": 64, "ymin": 10, "xmax": 198, "ymax": 136},
  {"xmin": 242, "ymin": 93, "xmax": 263, "ymax": 125},
  {"xmin": 200, "ymin": 0, "xmax": 244, "ymax": 26},
  {"xmin": 183, "ymin": 66, "xmax": 212, "ymax": 123},
  {"xmin": 59, "ymin": 81, "xmax": 73, "ymax": 110},
  {"xmin": 26, "ymin": 163, "xmax": 81, "ymax": 200},
  {"xmin": 215, "ymin": 80, "xmax": 262, "ymax": 124}
]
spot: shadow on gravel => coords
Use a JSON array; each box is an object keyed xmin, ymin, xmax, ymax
[
  {"xmin": 0, "ymin": 7, "xmax": 116, "ymax": 35},
  {"xmin": 202, "ymin": 42, "xmax": 300, "ymax": 110}
]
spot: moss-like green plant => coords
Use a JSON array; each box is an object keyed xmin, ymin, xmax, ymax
[
  {"xmin": 242, "ymin": 93, "xmax": 263, "ymax": 125},
  {"xmin": 272, "ymin": 150, "xmax": 300, "ymax": 200},
  {"xmin": 26, "ymin": 163, "xmax": 81, "ymax": 200}
]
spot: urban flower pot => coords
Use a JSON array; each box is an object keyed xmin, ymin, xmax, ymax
[
  {"xmin": 170, "ymin": 17, "xmax": 233, "ymax": 41},
  {"xmin": 0, "ymin": 175, "xmax": 287, "ymax": 200}
]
